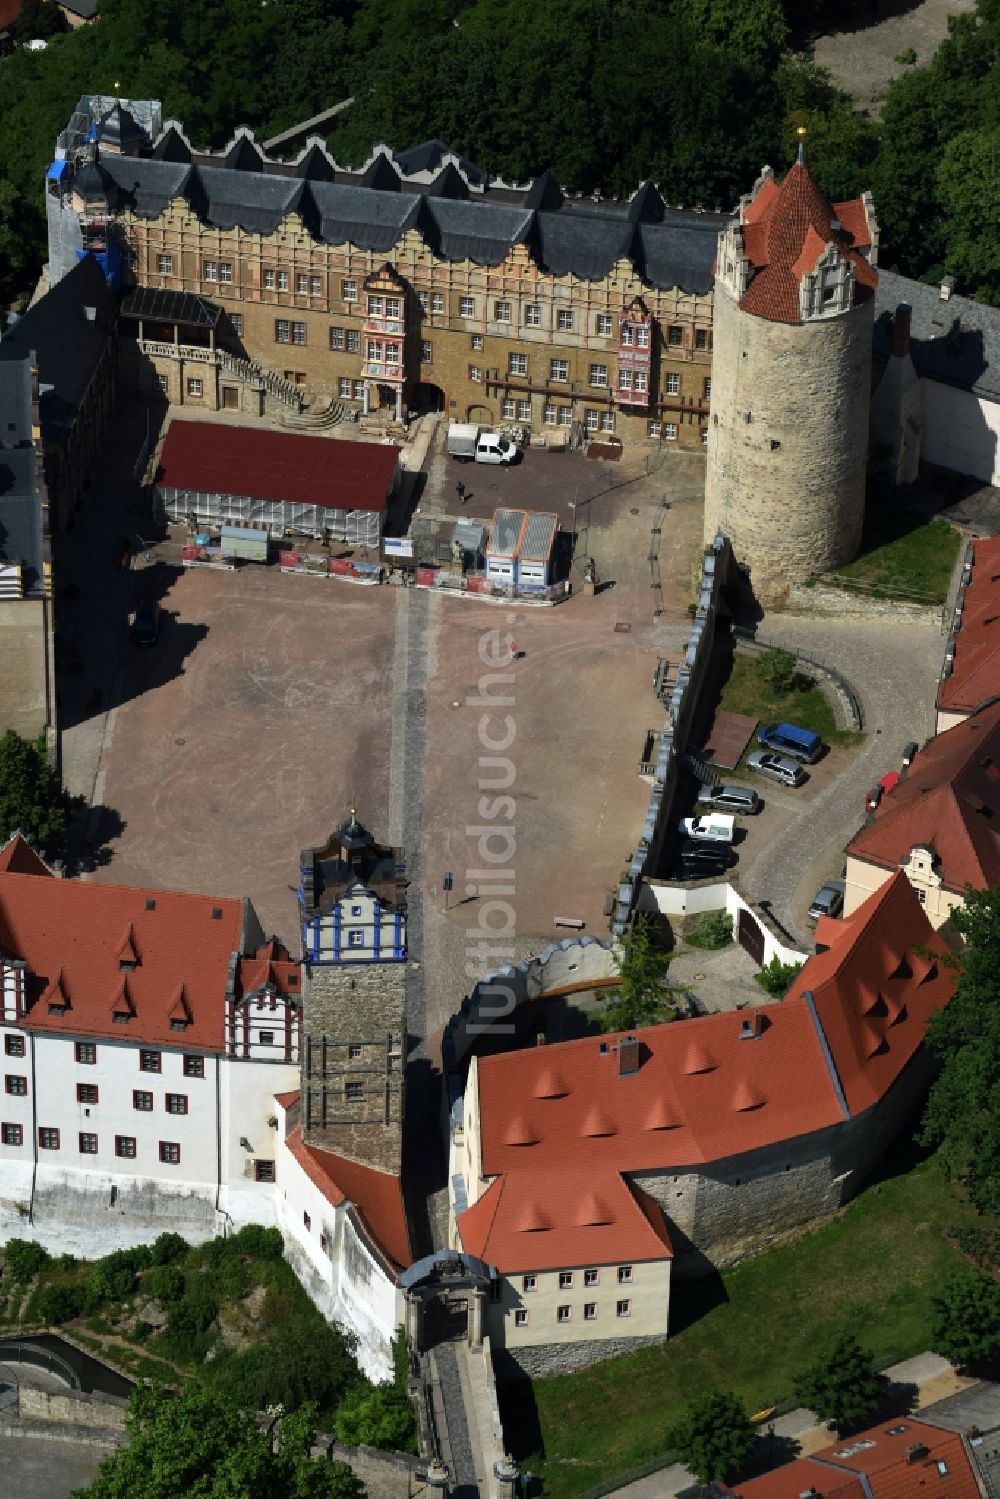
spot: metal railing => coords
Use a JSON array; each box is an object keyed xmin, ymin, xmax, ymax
[{"xmin": 733, "ymin": 627, "xmax": 864, "ymax": 731}]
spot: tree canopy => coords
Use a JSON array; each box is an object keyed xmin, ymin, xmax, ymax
[
  {"xmin": 72, "ymin": 1385, "xmax": 364, "ymax": 1499},
  {"xmin": 919, "ymin": 888, "xmax": 1000, "ymax": 1215},
  {"xmin": 604, "ymin": 912, "xmax": 677, "ymax": 1031},
  {"xmin": 931, "ymin": 1267, "xmax": 1000, "ymax": 1368},
  {"xmin": 0, "ymin": 730, "xmax": 83, "ymax": 854},
  {"xmin": 665, "ymin": 1388, "xmax": 756, "ymax": 1484},
  {"xmin": 793, "ymin": 1331, "xmax": 881, "ymax": 1434}
]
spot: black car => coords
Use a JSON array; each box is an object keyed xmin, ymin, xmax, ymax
[{"xmin": 130, "ymin": 600, "xmax": 161, "ymax": 648}]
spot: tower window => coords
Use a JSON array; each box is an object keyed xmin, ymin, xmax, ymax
[{"xmin": 770, "ymin": 439, "xmax": 781, "ymax": 451}]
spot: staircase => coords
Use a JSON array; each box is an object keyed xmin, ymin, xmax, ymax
[
  {"xmin": 278, "ymin": 398, "xmax": 352, "ymax": 432},
  {"xmin": 682, "ymin": 749, "xmax": 722, "ymax": 787},
  {"xmin": 215, "ymin": 348, "xmax": 303, "ymax": 413}
]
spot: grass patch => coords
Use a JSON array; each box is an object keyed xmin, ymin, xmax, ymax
[
  {"xmin": 523, "ymin": 1144, "xmax": 993, "ymax": 1497},
  {"xmin": 718, "ymin": 654, "xmax": 861, "ymax": 762},
  {"xmin": 830, "ymin": 514, "xmax": 960, "ymax": 604}
]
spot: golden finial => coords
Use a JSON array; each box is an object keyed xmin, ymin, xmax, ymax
[
  {"xmin": 796, "ymin": 124, "xmax": 807, "ymax": 165},
  {"xmin": 114, "ymin": 80, "xmax": 121, "ymax": 101}
]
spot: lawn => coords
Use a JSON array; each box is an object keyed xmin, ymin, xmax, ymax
[
  {"xmin": 829, "ymin": 514, "xmax": 961, "ymax": 604},
  {"xmin": 517, "ymin": 1144, "xmax": 991, "ymax": 1498},
  {"xmin": 717, "ymin": 652, "xmax": 862, "ymax": 755}
]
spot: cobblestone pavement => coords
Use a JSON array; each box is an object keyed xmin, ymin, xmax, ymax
[
  {"xmin": 738, "ymin": 610, "xmax": 946, "ymax": 944},
  {"xmin": 812, "ymin": 0, "xmax": 974, "ymax": 116},
  {"xmin": 432, "ymin": 1342, "xmax": 482, "ymax": 1498},
  {"xmin": 0, "ymin": 1433, "xmax": 107, "ymax": 1498}
]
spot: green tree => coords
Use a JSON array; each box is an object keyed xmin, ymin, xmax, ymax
[
  {"xmin": 919, "ymin": 887, "xmax": 1000, "ymax": 1214},
  {"xmin": 604, "ymin": 913, "xmax": 675, "ymax": 1032},
  {"xmin": 0, "ymin": 731, "xmax": 83, "ymax": 853},
  {"xmin": 754, "ymin": 956, "xmax": 803, "ymax": 998},
  {"xmin": 793, "ymin": 1332, "xmax": 881, "ymax": 1433},
  {"xmin": 936, "ymin": 127, "xmax": 1000, "ymax": 304},
  {"xmin": 3, "ymin": 1238, "xmax": 50, "ymax": 1283},
  {"xmin": 335, "ymin": 1386, "xmax": 417, "ymax": 1453},
  {"xmin": 35, "ymin": 1282, "xmax": 84, "ymax": 1324},
  {"xmin": 206, "ymin": 1313, "xmax": 360, "ymax": 1414},
  {"xmin": 758, "ymin": 648, "xmax": 797, "ymax": 694},
  {"xmin": 149, "ymin": 1231, "xmax": 188, "ymax": 1266},
  {"xmin": 931, "ymin": 1267, "xmax": 1000, "ymax": 1367},
  {"xmin": 665, "ymin": 1388, "xmax": 756, "ymax": 1484},
  {"xmin": 688, "ymin": 911, "xmax": 733, "ymax": 950},
  {"xmin": 72, "ymin": 1385, "xmax": 364, "ymax": 1499}
]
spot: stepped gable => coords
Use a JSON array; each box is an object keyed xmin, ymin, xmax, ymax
[
  {"xmin": 846, "ymin": 699, "xmax": 1000, "ymax": 894},
  {"xmin": 788, "ymin": 871, "xmax": 954, "ymax": 1116},
  {"xmin": 457, "ymin": 1168, "xmax": 672, "ymax": 1274},
  {"xmin": 938, "ymin": 536, "xmax": 1000, "ymax": 717},
  {"xmin": 0, "ymin": 851, "xmax": 297, "ymax": 1050},
  {"xmin": 284, "ymin": 1126, "xmax": 410, "ymax": 1270},
  {"xmin": 738, "ymin": 159, "xmax": 877, "ymax": 325}
]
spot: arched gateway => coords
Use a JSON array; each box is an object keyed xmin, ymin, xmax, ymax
[{"xmin": 399, "ymin": 1250, "xmax": 497, "ymax": 1352}]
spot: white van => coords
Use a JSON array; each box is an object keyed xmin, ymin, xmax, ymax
[{"xmin": 473, "ymin": 433, "xmax": 518, "ymax": 465}]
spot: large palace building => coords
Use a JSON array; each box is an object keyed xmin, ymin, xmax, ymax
[{"xmin": 45, "ymin": 95, "xmax": 720, "ymax": 445}]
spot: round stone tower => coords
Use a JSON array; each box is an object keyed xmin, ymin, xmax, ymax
[{"xmin": 704, "ymin": 145, "xmax": 880, "ymax": 598}]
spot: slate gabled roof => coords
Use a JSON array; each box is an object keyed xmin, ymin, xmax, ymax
[
  {"xmin": 937, "ymin": 536, "xmax": 1000, "ymax": 717},
  {"xmin": 874, "ymin": 267, "xmax": 1000, "ymax": 402}
]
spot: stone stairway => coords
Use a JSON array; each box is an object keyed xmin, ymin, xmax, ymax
[
  {"xmin": 278, "ymin": 398, "xmax": 352, "ymax": 431},
  {"xmin": 215, "ymin": 348, "xmax": 303, "ymax": 413}
]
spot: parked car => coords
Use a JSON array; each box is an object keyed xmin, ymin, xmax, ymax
[
  {"xmin": 677, "ymin": 839, "xmax": 737, "ymax": 870},
  {"xmin": 901, "ymin": 740, "xmax": 919, "ymax": 768},
  {"xmin": 746, "ymin": 750, "xmax": 807, "ymax": 788},
  {"xmin": 678, "ymin": 813, "xmax": 735, "ymax": 844},
  {"xmin": 696, "ymin": 783, "xmax": 760, "ymax": 815},
  {"xmin": 757, "ymin": 721, "xmax": 823, "ymax": 763},
  {"xmin": 807, "ymin": 879, "xmax": 846, "ymax": 923},
  {"xmin": 865, "ymin": 771, "xmax": 900, "ymax": 813},
  {"xmin": 130, "ymin": 599, "xmax": 161, "ymax": 648}
]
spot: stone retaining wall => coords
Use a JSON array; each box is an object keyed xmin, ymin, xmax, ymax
[
  {"xmin": 787, "ymin": 582, "xmax": 944, "ymax": 624},
  {"xmin": 314, "ymin": 1436, "xmax": 424, "ymax": 1499},
  {"xmin": 18, "ymin": 1384, "xmax": 129, "ymax": 1432},
  {"xmin": 492, "ymin": 1332, "xmax": 664, "ymax": 1380}
]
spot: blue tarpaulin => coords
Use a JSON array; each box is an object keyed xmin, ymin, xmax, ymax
[{"xmin": 46, "ymin": 161, "xmax": 69, "ymax": 182}]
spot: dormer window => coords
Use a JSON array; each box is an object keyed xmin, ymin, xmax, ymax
[
  {"xmin": 169, "ymin": 1018, "xmax": 188, "ymax": 1032},
  {"xmin": 119, "ymin": 960, "xmax": 137, "ymax": 973}
]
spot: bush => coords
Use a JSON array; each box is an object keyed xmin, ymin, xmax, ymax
[
  {"xmin": 147, "ymin": 1265, "xmax": 185, "ymax": 1304},
  {"xmin": 207, "ymin": 1313, "xmax": 359, "ymax": 1413},
  {"xmin": 3, "ymin": 1239, "xmax": 50, "ymax": 1284},
  {"xmin": 931, "ymin": 1269, "xmax": 1000, "ymax": 1367},
  {"xmin": 35, "ymin": 1283, "xmax": 84, "ymax": 1324},
  {"xmin": 688, "ymin": 912, "xmax": 733, "ymax": 950},
  {"xmin": 755, "ymin": 956, "xmax": 803, "ymax": 998},
  {"xmin": 150, "ymin": 1231, "xmax": 189, "ymax": 1266},
  {"xmin": 130, "ymin": 1321, "xmax": 154, "ymax": 1344},
  {"xmin": 166, "ymin": 1283, "xmax": 219, "ymax": 1341},
  {"xmin": 230, "ymin": 1224, "xmax": 284, "ymax": 1260},
  {"xmin": 335, "ymin": 1386, "xmax": 418, "ymax": 1453}
]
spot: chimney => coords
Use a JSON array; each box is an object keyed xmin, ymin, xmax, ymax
[
  {"xmin": 617, "ymin": 1035, "xmax": 641, "ymax": 1076},
  {"xmin": 891, "ymin": 302, "xmax": 912, "ymax": 358},
  {"xmin": 535, "ymin": 1031, "xmax": 546, "ymax": 1047},
  {"xmin": 940, "ymin": 275, "xmax": 956, "ymax": 301},
  {"xmin": 739, "ymin": 1011, "xmax": 763, "ymax": 1040},
  {"xmin": 906, "ymin": 1443, "xmax": 929, "ymax": 1463}
]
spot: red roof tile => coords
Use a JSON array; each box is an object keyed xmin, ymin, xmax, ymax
[
  {"xmin": 846, "ymin": 700, "xmax": 1000, "ymax": 892},
  {"xmin": 733, "ymin": 1457, "xmax": 864, "ymax": 1497},
  {"xmin": 274, "ymin": 1089, "xmax": 300, "ymax": 1110},
  {"xmin": 459, "ymin": 876, "xmax": 953, "ymax": 1274},
  {"xmin": 0, "ymin": 834, "xmax": 50, "ymax": 876},
  {"xmin": 737, "ymin": 162, "xmax": 877, "ymax": 326},
  {"xmin": 285, "ymin": 1127, "xmax": 411, "ymax": 1270},
  {"xmin": 158, "ymin": 419, "xmax": 398, "ymax": 513},
  {"xmin": 0, "ymin": 0, "xmax": 21, "ymax": 30},
  {"xmin": 813, "ymin": 1419, "xmax": 980, "ymax": 1499},
  {"xmin": 0, "ymin": 862, "xmax": 298, "ymax": 1050},
  {"xmin": 937, "ymin": 536, "xmax": 1000, "ymax": 716}
]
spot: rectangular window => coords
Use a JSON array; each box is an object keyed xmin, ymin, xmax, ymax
[
  {"xmin": 342, "ymin": 279, "xmax": 357, "ymax": 301},
  {"xmin": 636, "ymin": 324, "xmax": 650, "ymax": 347},
  {"xmin": 420, "ymin": 340, "xmax": 433, "ymax": 363},
  {"xmin": 5, "ymin": 1036, "xmax": 24, "ymax": 1057},
  {"xmin": 275, "ymin": 320, "xmax": 291, "ymax": 344},
  {"xmin": 133, "ymin": 1090, "xmax": 153, "ymax": 1112},
  {"xmin": 329, "ymin": 326, "xmax": 344, "ymax": 350},
  {"xmin": 459, "ymin": 296, "xmax": 476, "ymax": 318},
  {"xmin": 517, "ymin": 399, "xmax": 531, "ymax": 421},
  {"xmin": 556, "ymin": 1305, "xmax": 572, "ymax": 1323},
  {"xmin": 431, "ymin": 292, "xmax": 444, "ymax": 314},
  {"xmin": 668, "ymin": 325, "xmax": 683, "ymax": 347},
  {"xmin": 620, "ymin": 323, "xmax": 634, "ymax": 347},
  {"xmin": 508, "ymin": 353, "xmax": 527, "ymax": 377},
  {"xmin": 695, "ymin": 329, "xmax": 709, "ymax": 350},
  {"xmin": 159, "ymin": 1141, "xmax": 180, "ymax": 1164},
  {"xmin": 601, "ymin": 410, "xmax": 615, "ymax": 432},
  {"xmin": 584, "ymin": 1302, "xmax": 598, "ymax": 1320},
  {"xmin": 585, "ymin": 409, "xmax": 599, "ymax": 432},
  {"xmin": 203, "ymin": 259, "xmax": 217, "ymax": 281},
  {"xmin": 353, "ymin": 381, "xmax": 364, "ymax": 400},
  {"xmin": 346, "ymin": 330, "xmax": 360, "ymax": 353},
  {"xmin": 292, "ymin": 322, "xmax": 306, "ymax": 346},
  {"xmin": 296, "ymin": 273, "xmax": 308, "ymax": 294},
  {"xmin": 544, "ymin": 403, "xmax": 557, "ymax": 425},
  {"xmin": 471, "ymin": 334, "xmax": 484, "ymax": 351},
  {"xmin": 619, "ymin": 369, "xmax": 633, "ymax": 391},
  {"xmin": 116, "ymin": 1135, "xmax": 137, "ymax": 1159},
  {"xmin": 665, "ymin": 422, "xmax": 678, "ymax": 441},
  {"xmin": 522, "ymin": 1274, "xmax": 537, "ymax": 1293},
  {"xmin": 255, "ymin": 1159, "xmax": 275, "ymax": 1183},
  {"xmin": 303, "ymin": 1211, "xmax": 311, "ymax": 1230},
  {"xmin": 634, "ymin": 371, "xmax": 648, "ymax": 393},
  {"xmin": 79, "ymin": 1132, "xmax": 98, "ymax": 1154},
  {"xmin": 584, "ymin": 1269, "xmax": 599, "ymax": 1287},
  {"xmin": 77, "ymin": 1083, "xmax": 99, "ymax": 1104},
  {"xmin": 5, "ymin": 1075, "xmax": 27, "ymax": 1096},
  {"xmin": 263, "ymin": 269, "xmax": 276, "ymax": 290},
  {"xmin": 589, "ymin": 364, "xmax": 607, "ymax": 387},
  {"xmin": 665, "ymin": 373, "xmax": 680, "ymax": 396},
  {"xmin": 347, "ymin": 931, "xmax": 365, "ymax": 948},
  {"xmin": 558, "ymin": 405, "xmax": 572, "ymax": 426},
  {"xmin": 648, "ymin": 419, "xmax": 662, "ymax": 438},
  {"xmin": 140, "ymin": 1051, "xmax": 161, "ymax": 1073},
  {"xmin": 417, "ymin": 291, "xmax": 428, "ymax": 312},
  {"xmin": 494, "ymin": 300, "xmax": 512, "ymax": 323},
  {"xmin": 75, "ymin": 1042, "xmax": 96, "ymax": 1065},
  {"xmin": 157, "ymin": 254, "xmax": 172, "ymax": 275},
  {"xmin": 503, "ymin": 397, "xmax": 516, "ymax": 420},
  {"xmin": 345, "ymin": 1081, "xmax": 364, "ymax": 1102},
  {"xmin": 166, "ymin": 1093, "xmax": 188, "ymax": 1116},
  {"xmin": 218, "ymin": 263, "xmax": 233, "ymax": 285},
  {"xmin": 348, "ymin": 1043, "xmax": 363, "ymax": 1060},
  {"xmin": 525, "ymin": 303, "xmax": 541, "ymax": 327},
  {"xmin": 704, "ymin": 378, "xmax": 712, "ymax": 399},
  {"xmin": 183, "ymin": 1056, "xmax": 204, "ymax": 1079},
  {"xmin": 310, "ymin": 275, "xmax": 322, "ymax": 297},
  {"xmin": 230, "ymin": 312, "xmax": 243, "ymax": 336},
  {"xmin": 277, "ymin": 271, "xmax": 289, "ymax": 292},
  {"xmin": 1, "ymin": 1122, "xmax": 22, "ymax": 1146},
  {"xmin": 558, "ymin": 1271, "xmax": 574, "ymax": 1289},
  {"xmin": 39, "ymin": 1127, "xmax": 60, "ymax": 1150},
  {"xmin": 469, "ymin": 366, "xmax": 483, "ymax": 383},
  {"xmin": 385, "ymin": 342, "xmax": 400, "ymax": 364},
  {"xmin": 556, "ymin": 308, "xmax": 573, "ymax": 331},
  {"xmin": 259, "ymin": 1031, "xmax": 275, "ymax": 1046},
  {"xmin": 368, "ymin": 295, "xmax": 384, "ymax": 316},
  {"xmin": 186, "ymin": 378, "xmax": 203, "ymax": 397},
  {"xmin": 616, "ymin": 1299, "xmax": 632, "ymax": 1317},
  {"xmin": 701, "ymin": 426, "xmax": 709, "ymax": 446},
  {"xmin": 339, "ymin": 377, "xmax": 352, "ymax": 398},
  {"xmin": 514, "ymin": 1308, "xmax": 528, "ymax": 1327},
  {"xmin": 549, "ymin": 359, "xmax": 568, "ymax": 382},
  {"xmin": 596, "ymin": 313, "xmax": 613, "ymax": 336},
  {"xmin": 618, "ymin": 1265, "xmax": 633, "ymax": 1283}
]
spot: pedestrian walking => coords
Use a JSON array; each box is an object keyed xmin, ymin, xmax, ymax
[{"xmin": 456, "ymin": 481, "xmax": 466, "ymax": 504}]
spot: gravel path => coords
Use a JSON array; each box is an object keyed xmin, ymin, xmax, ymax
[
  {"xmin": 812, "ymin": 0, "xmax": 974, "ymax": 116},
  {"xmin": 738, "ymin": 610, "xmax": 945, "ymax": 943}
]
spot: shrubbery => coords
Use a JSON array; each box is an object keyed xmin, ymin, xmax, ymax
[{"xmin": 3, "ymin": 1239, "xmax": 50, "ymax": 1284}]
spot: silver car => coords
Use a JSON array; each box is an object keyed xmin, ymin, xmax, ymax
[
  {"xmin": 746, "ymin": 750, "xmax": 806, "ymax": 787},
  {"xmin": 808, "ymin": 879, "xmax": 846, "ymax": 922},
  {"xmin": 696, "ymin": 783, "xmax": 760, "ymax": 814}
]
